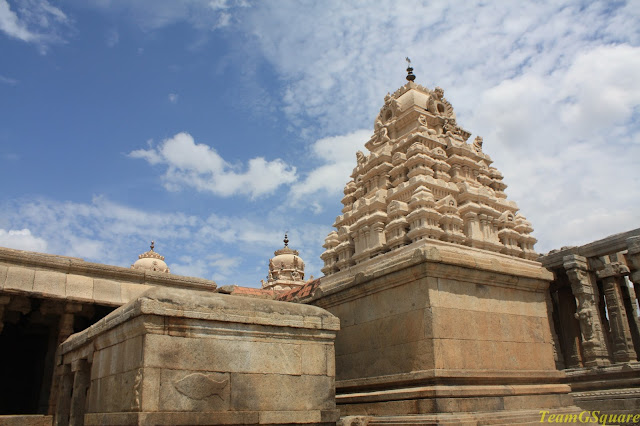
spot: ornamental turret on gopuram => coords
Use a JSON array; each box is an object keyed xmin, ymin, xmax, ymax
[
  {"xmin": 261, "ymin": 234, "xmax": 307, "ymax": 291},
  {"xmin": 321, "ymin": 63, "xmax": 536, "ymax": 276}
]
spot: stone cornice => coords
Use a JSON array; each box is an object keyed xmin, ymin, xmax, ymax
[
  {"xmin": 540, "ymin": 228, "xmax": 640, "ymax": 269},
  {"xmin": 312, "ymin": 239, "xmax": 552, "ymax": 307},
  {"xmin": 61, "ymin": 287, "xmax": 340, "ymax": 355},
  {"xmin": 0, "ymin": 246, "xmax": 216, "ymax": 290}
]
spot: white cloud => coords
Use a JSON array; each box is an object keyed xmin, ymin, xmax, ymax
[
  {"xmin": 289, "ymin": 129, "xmax": 369, "ymax": 207},
  {"xmin": 0, "ymin": 0, "xmax": 71, "ymax": 51},
  {"xmin": 0, "ymin": 0, "xmax": 37, "ymax": 42},
  {"xmin": 468, "ymin": 44, "xmax": 640, "ymax": 253},
  {"xmin": 168, "ymin": 93, "xmax": 178, "ymax": 103},
  {"xmin": 129, "ymin": 132, "xmax": 297, "ymax": 199},
  {"xmin": 0, "ymin": 228, "xmax": 47, "ymax": 252}
]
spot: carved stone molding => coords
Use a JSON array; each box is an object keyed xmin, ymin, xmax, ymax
[
  {"xmin": 173, "ymin": 372, "xmax": 229, "ymax": 401},
  {"xmin": 626, "ymin": 236, "xmax": 640, "ymax": 285},
  {"xmin": 596, "ymin": 261, "xmax": 637, "ymax": 363},
  {"xmin": 563, "ymin": 255, "xmax": 610, "ymax": 367}
]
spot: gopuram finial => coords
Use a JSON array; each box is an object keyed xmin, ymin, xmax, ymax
[
  {"xmin": 283, "ymin": 232, "xmax": 289, "ymax": 247},
  {"xmin": 150, "ymin": 240, "xmax": 155, "ymax": 251},
  {"xmin": 405, "ymin": 57, "xmax": 416, "ymax": 82}
]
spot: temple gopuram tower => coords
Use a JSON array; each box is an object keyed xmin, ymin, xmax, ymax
[
  {"xmin": 308, "ymin": 63, "xmax": 582, "ymax": 425},
  {"xmin": 321, "ymin": 66, "xmax": 536, "ymax": 276}
]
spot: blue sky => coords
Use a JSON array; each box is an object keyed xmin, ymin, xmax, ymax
[{"xmin": 1, "ymin": 0, "xmax": 639, "ymax": 286}]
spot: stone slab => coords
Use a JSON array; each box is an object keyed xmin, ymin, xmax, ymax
[
  {"xmin": 3, "ymin": 266, "xmax": 35, "ymax": 292},
  {"xmin": 93, "ymin": 278, "xmax": 122, "ymax": 305},
  {"xmin": 33, "ymin": 269, "xmax": 66, "ymax": 297},
  {"xmin": 0, "ymin": 415, "xmax": 52, "ymax": 426},
  {"xmin": 65, "ymin": 274, "xmax": 94, "ymax": 302}
]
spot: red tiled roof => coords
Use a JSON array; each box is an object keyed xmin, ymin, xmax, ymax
[{"xmin": 277, "ymin": 279, "xmax": 321, "ymax": 302}]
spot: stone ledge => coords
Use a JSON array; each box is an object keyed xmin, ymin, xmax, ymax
[
  {"xmin": 337, "ymin": 384, "xmax": 571, "ymax": 404},
  {"xmin": 0, "ymin": 415, "xmax": 52, "ymax": 426},
  {"xmin": 314, "ymin": 240, "xmax": 552, "ymax": 306},
  {"xmin": 85, "ymin": 411, "xmax": 338, "ymax": 426},
  {"xmin": 61, "ymin": 287, "xmax": 340, "ymax": 355},
  {"xmin": 336, "ymin": 369, "xmax": 567, "ymax": 392},
  {"xmin": 347, "ymin": 407, "xmax": 588, "ymax": 425},
  {"xmin": 0, "ymin": 246, "xmax": 217, "ymax": 292}
]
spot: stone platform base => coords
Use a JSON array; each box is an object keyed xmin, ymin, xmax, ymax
[
  {"xmin": 334, "ymin": 371, "xmax": 590, "ymax": 426},
  {"xmin": 84, "ymin": 410, "xmax": 339, "ymax": 425},
  {"xmin": 572, "ymin": 387, "xmax": 640, "ymax": 416},
  {"xmin": 0, "ymin": 415, "xmax": 53, "ymax": 426},
  {"xmin": 567, "ymin": 363, "xmax": 640, "ymax": 415},
  {"xmin": 339, "ymin": 407, "xmax": 590, "ymax": 425}
]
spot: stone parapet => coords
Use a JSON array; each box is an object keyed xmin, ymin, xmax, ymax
[
  {"xmin": 56, "ymin": 287, "xmax": 340, "ymax": 426},
  {"xmin": 0, "ymin": 246, "xmax": 216, "ymax": 306}
]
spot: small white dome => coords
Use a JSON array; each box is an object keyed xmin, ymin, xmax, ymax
[{"xmin": 131, "ymin": 241, "xmax": 170, "ymax": 273}]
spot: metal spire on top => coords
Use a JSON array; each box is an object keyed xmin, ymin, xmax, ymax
[
  {"xmin": 405, "ymin": 57, "xmax": 416, "ymax": 82},
  {"xmin": 283, "ymin": 233, "xmax": 289, "ymax": 247}
]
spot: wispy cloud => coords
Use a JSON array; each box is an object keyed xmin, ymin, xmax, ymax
[
  {"xmin": 83, "ymin": 0, "xmax": 246, "ymax": 32},
  {"xmin": 0, "ymin": 195, "xmax": 329, "ymax": 286},
  {"xmin": 0, "ymin": 228, "xmax": 47, "ymax": 252},
  {"xmin": 128, "ymin": 132, "xmax": 297, "ymax": 199},
  {"xmin": 0, "ymin": 74, "xmax": 18, "ymax": 85},
  {"xmin": 168, "ymin": 93, "xmax": 178, "ymax": 103},
  {"xmin": 0, "ymin": 0, "xmax": 72, "ymax": 52}
]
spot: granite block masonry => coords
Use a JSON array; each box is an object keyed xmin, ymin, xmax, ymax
[{"xmin": 55, "ymin": 286, "xmax": 340, "ymax": 426}]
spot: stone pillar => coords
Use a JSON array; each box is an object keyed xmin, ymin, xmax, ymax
[
  {"xmin": 556, "ymin": 286, "xmax": 583, "ymax": 368},
  {"xmin": 0, "ymin": 295, "xmax": 10, "ymax": 334},
  {"xmin": 620, "ymin": 280, "xmax": 640, "ymax": 357},
  {"xmin": 371, "ymin": 221, "xmax": 386, "ymax": 251},
  {"xmin": 463, "ymin": 211, "xmax": 482, "ymax": 247},
  {"xmin": 563, "ymin": 255, "xmax": 610, "ymax": 367},
  {"xmin": 597, "ymin": 261, "xmax": 637, "ymax": 363},
  {"xmin": 69, "ymin": 359, "xmax": 90, "ymax": 426},
  {"xmin": 626, "ymin": 236, "xmax": 640, "ymax": 307},
  {"xmin": 545, "ymin": 290, "xmax": 565, "ymax": 369},
  {"xmin": 54, "ymin": 364, "xmax": 73, "ymax": 426},
  {"xmin": 49, "ymin": 303, "xmax": 83, "ymax": 415}
]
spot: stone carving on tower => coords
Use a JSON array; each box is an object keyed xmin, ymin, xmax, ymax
[
  {"xmin": 321, "ymin": 66, "xmax": 537, "ymax": 276},
  {"xmin": 261, "ymin": 234, "xmax": 307, "ymax": 291},
  {"xmin": 131, "ymin": 241, "xmax": 171, "ymax": 273}
]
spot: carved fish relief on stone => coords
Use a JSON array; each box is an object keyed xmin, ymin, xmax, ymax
[{"xmin": 173, "ymin": 373, "xmax": 228, "ymax": 400}]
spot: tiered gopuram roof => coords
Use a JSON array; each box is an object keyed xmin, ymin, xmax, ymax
[{"xmin": 320, "ymin": 70, "xmax": 536, "ymax": 276}]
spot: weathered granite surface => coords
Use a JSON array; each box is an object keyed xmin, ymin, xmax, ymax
[
  {"xmin": 0, "ymin": 246, "xmax": 217, "ymax": 306},
  {"xmin": 309, "ymin": 239, "xmax": 583, "ymax": 424},
  {"xmin": 56, "ymin": 287, "xmax": 340, "ymax": 425}
]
